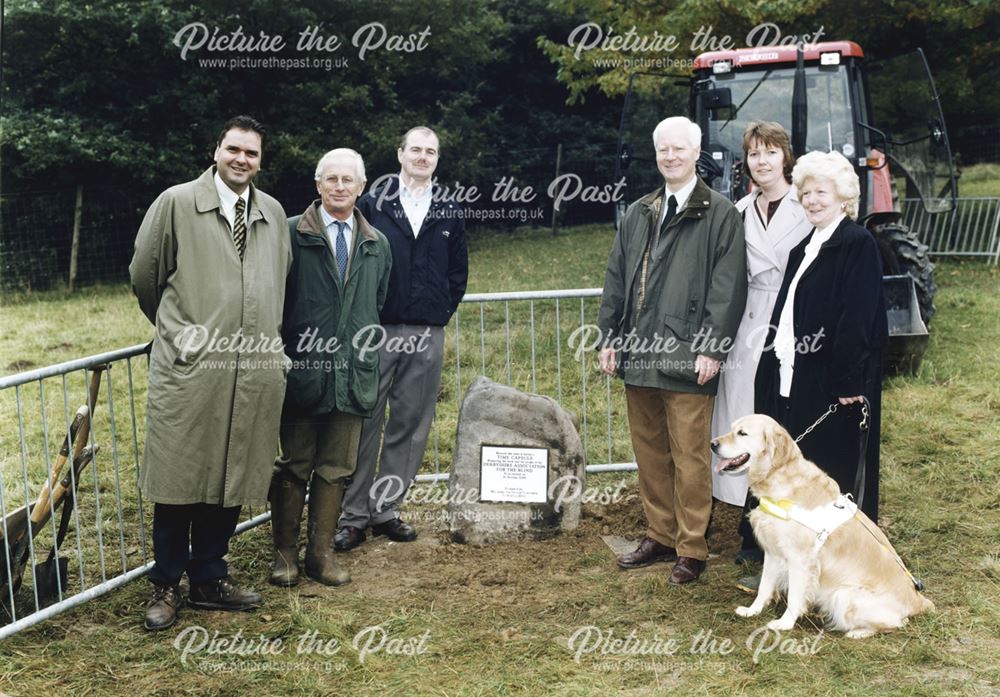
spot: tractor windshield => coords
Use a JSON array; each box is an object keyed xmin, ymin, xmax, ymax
[
  {"xmin": 866, "ymin": 49, "xmax": 956, "ymax": 213},
  {"xmin": 705, "ymin": 65, "xmax": 857, "ymax": 161}
]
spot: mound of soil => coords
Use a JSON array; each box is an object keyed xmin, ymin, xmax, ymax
[{"xmin": 325, "ymin": 483, "xmax": 746, "ymax": 601}]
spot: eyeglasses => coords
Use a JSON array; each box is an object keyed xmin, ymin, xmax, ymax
[{"xmin": 323, "ymin": 175, "xmax": 358, "ymax": 186}]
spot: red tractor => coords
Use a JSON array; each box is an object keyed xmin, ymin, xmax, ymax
[{"xmin": 615, "ymin": 41, "xmax": 956, "ymax": 373}]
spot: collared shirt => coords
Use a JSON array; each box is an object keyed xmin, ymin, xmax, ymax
[
  {"xmin": 775, "ymin": 213, "xmax": 846, "ymax": 396},
  {"xmin": 399, "ymin": 175, "xmax": 433, "ymax": 237},
  {"xmin": 320, "ymin": 205, "xmax": 354, "ymax": 259},
  {"xmin": 214, "ymin": 171, "xmax": 249, "ymax": 231},
  {"xmin": 659, "ymin": 175, "xmax": 698, "ymax": 227}
]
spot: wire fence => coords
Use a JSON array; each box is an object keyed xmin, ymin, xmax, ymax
[
  {"xmin": 950, "ymin": 123, "xmax": 1000, "ymax": 166},
  {"xmin": 0, "ymin": 144, "xmax": 621, "ymax": 293},
  {"xmin": 0, "ymin": 188, "xmax": 155, "ymax": 292}
]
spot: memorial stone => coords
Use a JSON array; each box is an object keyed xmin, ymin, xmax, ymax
[{"xmin": 447, "ymin": 376, "xmax": 586, "ymax": 544}]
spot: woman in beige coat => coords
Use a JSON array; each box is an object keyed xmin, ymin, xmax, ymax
[{"xmin": 710, "ymin": 122, "xmax": 813, "ymax": 555}]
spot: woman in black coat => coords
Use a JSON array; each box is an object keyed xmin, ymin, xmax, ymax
[{"xmin": 753, "ymin": 150, "xmax": 888, "ymax": 523}]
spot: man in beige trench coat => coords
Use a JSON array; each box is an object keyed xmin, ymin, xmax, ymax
[{"xmin": 129, "ymin": 115, "xmax": 291, "ymax": 631}]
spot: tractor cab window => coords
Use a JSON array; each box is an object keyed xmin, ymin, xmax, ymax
[{"xmin": 702, "ymin": 65, "xmax": 856, "ymax": 162}]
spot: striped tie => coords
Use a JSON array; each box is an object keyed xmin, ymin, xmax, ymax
[{"xmin": 233, "ymin": 197, "xmax": 247, "ymax": 260}]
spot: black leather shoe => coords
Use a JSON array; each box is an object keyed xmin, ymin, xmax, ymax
[
  {"xmin": 144, "ymin": 583, "xmax": 180, "ymax": 631},
  {"xmin": 188, "ymin": 576, "xmax": 262, "ymax": 611},
  {"xmin": 371, "ymin": 518, "xmax": 417, "ymax": 542},
  {"xmin": 616, "ymin": 537, "xmax": 678, "ymax": 569},
  {"xmin": 334, "ymin": 525, "xmax": 366, "ymax": 551}
]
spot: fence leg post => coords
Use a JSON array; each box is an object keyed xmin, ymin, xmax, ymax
[{"xmin": 69, "ymin": 184, "xmax": 84, "ymax": 293}]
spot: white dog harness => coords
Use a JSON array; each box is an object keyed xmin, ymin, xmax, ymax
[
  {"xmin": 758, "ymin": 494, "xmax": 859, "ymax": 551},
  {"xmin": 759, "ymin": 493, "xmax": 927, "ymax": 591}
]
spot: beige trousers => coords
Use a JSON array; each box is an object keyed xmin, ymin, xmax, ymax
[{"xmin": 625, "ymin": 386, "xmax": 714, "ymax": 560}]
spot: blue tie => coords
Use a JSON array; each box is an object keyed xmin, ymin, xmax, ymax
[{"xmin": 334, "ymin": 221, "xmax": 348, "ymax": 280}]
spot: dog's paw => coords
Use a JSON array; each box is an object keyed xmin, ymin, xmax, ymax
[
  {"xmin": 766, "ymin": 618, "xmax": 795, "ymax": 632},
  {"xmin": 735, "ymin": 605, "xmax": 759, "ymax": 618},
  {"xmin": 845, "ymin": 628, "xmax": 875, "ymax": 639}
]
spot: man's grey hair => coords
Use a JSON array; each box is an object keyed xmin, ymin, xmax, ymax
[
  {"xmin": 314, "ymin": 148, "xmax": 366, "ymax": 182},
  {"xmin": 652, "ymin": 116, "xmax": 702, "ymax": 148}
]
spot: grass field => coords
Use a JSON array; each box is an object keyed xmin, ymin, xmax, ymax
[
  {"xmin": 0, "ymin": 224, "xmax": 998, "ymax": 695},
  {"xmin": 959, "ymin": 163, "xmax": 1000, "ymax": 198}
]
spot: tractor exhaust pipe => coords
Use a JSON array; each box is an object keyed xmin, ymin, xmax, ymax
[{"xmin": 792, "ymin": 43, "xmax": 808, "ymax": 156}]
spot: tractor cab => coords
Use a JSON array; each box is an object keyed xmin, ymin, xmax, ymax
[
  {"xmin": 614, "ymin": 40, "xmax": 957, "ymax": 373},
  {"xmin": 691, "ymin": 42, "xmax": 865, "ymax": 202}
]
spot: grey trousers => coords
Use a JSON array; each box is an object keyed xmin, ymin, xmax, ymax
[{"xmin": 339, "ymin": 324, "xmax": 445, "ymax": 527}]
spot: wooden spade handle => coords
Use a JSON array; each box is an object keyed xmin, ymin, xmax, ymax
[
  {"xmin": 30, "ymin": 366, "xmax": 106, "ymax": 525},
  {"xmin": 29, "ymin": 406, "xmax": 88, "ymax": 524},
  {"xmin": 44, "ymin": 445, "xmax": 99, "ymax": 520}
]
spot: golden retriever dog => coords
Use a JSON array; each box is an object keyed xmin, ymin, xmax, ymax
[{"xmin": 712, "ymin": 414, "xmax": 933, "ymax": 638}]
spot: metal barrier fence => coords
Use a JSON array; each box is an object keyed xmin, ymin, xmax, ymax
[
  {"xmin": 902, "ymin": 197, "xmax": 1000, "ymax": 264},
  {"xmin": 0, "ymin": 289, "xmax": 632, "ymax": 639}
]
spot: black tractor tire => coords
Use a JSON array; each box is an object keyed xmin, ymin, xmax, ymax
[{"xmin": 872, "ymin": 222, "xmax": 937, "ymax": 326}]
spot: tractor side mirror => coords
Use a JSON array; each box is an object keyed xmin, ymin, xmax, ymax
[
  {"xmin": 700, "ymin": 88, "xmax": 733, "ymax": 121},
  {"xmin": 618, "ymin": 143, "xmax": 632, "ymax": 172},
  {"xmin": 928, "ymin": 119, "xmax": 945, "ymax": 147}
]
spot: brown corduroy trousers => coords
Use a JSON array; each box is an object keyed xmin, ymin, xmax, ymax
[{"xmin": 624, "ymin": 385, "xmax": 714, "ymax": 560}]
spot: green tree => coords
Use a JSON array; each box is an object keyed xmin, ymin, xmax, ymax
[{"xmin": 539, "ymin": 0, "xmax": 1000, "ymax": 137}]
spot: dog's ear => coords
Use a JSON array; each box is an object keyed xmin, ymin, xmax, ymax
[{"xmin": 767, "ymin": 424, "xmax": 798, "ymax": 468}]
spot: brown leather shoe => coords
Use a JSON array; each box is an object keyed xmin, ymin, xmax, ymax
[
  {"xmin": 144, "ymin": 583, "xmax": 180, "ymax": 631},
  {"xmin": 668, "ymin": 556, "xmax": 706, "ymax": 584},
  {"xmin": 616, "ymin": 537, "xmax": 678, "ymax": 569}
]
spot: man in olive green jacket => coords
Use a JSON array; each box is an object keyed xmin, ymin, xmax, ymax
[
  {"xmin": 597, "ymin": 116, "xmax": 747, "ymax": 584},
  {"xmin": 130, "ymin": 116, "xmax": 291, "ymax": 630},
  {"xmin": 269, "ymin": 148, "xmax": 391, "ymax": 588}
]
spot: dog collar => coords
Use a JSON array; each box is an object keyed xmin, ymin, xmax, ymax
[{"xmin": 758, "ymin": 494, "xmax": 859, "ymax": 551}]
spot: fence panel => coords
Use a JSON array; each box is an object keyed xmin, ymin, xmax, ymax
[
  {"xmin": 902, "ymin": 197, "xmax": 1000, "ymax": 263},
  {"xmin": 0, "ymin": 289, "xmax": 630, "ymax": 638}
]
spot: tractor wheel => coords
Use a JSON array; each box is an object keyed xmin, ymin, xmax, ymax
[{"xmin": 873, "ymin": 222, "xmax": 937, "ymax": 325}]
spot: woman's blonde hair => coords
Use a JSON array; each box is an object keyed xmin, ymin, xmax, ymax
[{"xmin": 791, "ymin": 150, "xmax": 860, "ymax": 219}]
